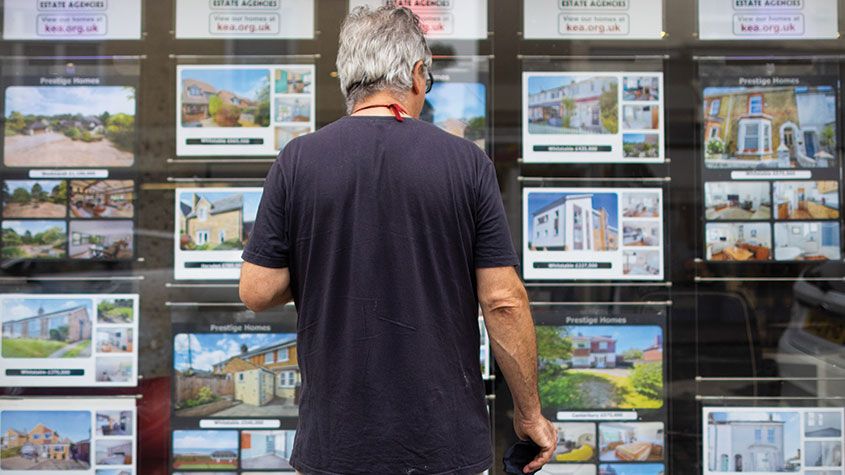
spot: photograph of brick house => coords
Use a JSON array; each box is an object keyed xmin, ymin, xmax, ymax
[
  {"xmin": 527, "ymin": 192, "xmax": 619, "ymax": 252},
  {"xmin": 173, "ymin": 333, "xmax": 299, "ymax": 419},
  {"xmin": 703, "ymin": 85, "xmax": 837, "ymax": 169},
  {"xmin": 180, "ymin": 68, "xmax": 271, "ymax": 128},
  {"xmin": 0, "ymin": 410, "xmax": 91, "ymax": 470},
  {"xmin": 528, "ymin": 75, "xmax": 618, "ymax": 135},
  {"xmin": 178, "ymin": 190, "xmax": 261, "ymax": 252},
  {"xmin": 1, "ymin": 297, "xmax": 93, "ymax": 358}
]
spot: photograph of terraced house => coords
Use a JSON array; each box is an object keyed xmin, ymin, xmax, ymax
[
  {"xmin": 0, "ymin": 410, "xmax": 91, "ymax": 470},
  {"xmin": 173, "ymin": 332, "xmax": 300, "ymax": 418},
  {"xmin": 703, "ymin": 84, "xmax": 837, "ymax": 169},
  {"xmin": 178, "ymin": 190, "xmax": 261, "ymax": 252},
  {"xmin": 1, "ymin": 297, "xmax": 92, "ymax": 358},
  {"xmin": 180, "ymin": 68, "xmax": 271, "ymax": 128},
  {"xmin": 527, "ymin": 192, "xmax": 619, "ymax": 252},
  {"xmin": 527, "ymin": 75, "xmax": 619, "ymax": 135},
  {"xmin": 774, "ymin": 181, "xmax": 840, "ymax": 220}
]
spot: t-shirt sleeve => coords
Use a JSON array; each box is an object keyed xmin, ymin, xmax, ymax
[
  {"xmin": 242, "ymin": 159, "xmax": 290, "ymax": 268},
  {"xmin": 474, "ymin": 157, "xmax": 520, "ymax": 269}
]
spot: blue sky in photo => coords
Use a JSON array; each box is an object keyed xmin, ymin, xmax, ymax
[
  {"xmin": 623, "ymin": 133, "xmax": 658, "ymax": 144},
  {"xmin": 704, "ymin": 85, "xmax": 835, "ymax": 97},
  {"xmin": 2, "ymin": 220, "xmax": 66, "ymax": 235},
  {"xmin": 527, "ymin": 192, "xmax": 618, "ymax": 237},
  {"xmin": 172, "ymin": 430, "xmax": 238, "ymax": 456},
  {"xmin": 173, "ymin": 332, "xmax": 296, "ymax": 372},
  {"xmin": 598, "ymin": 464, "xmax": 665, "ymax": 475},
  {"xmin": 709, "ymin": 411, "xmax": 800, "ymax": 460},
  {"xmin": 559, "ymin": 325, "xmax": 662, "ymax": 352},
  {"xmin": 5, "ymin": 86, "xmax": 135, "ymax": 117},
  {"xmin": 528, "ymin": 75, "xmax": 580, "ymax": 95},
  {"xmin": 180, "ymin": 190, "xmax": 262, "ymax": 223},
  {"xmin": 182, "ymin": 68, "xmax": 270, "ymax": 100},
  {"xmin": 1, "ymin": 410, "xmax": 91, "ymax": 442},
  {"xmin": 4, "ymin": 180, "xmax": 63, "ymax": 193},
  {"xmin": 2, "ymin": 297, "xmax": 92, "ymax": 323},
  {"xmin": 426, "ymin": 82, "xmax": 486, "ymax": 123}
]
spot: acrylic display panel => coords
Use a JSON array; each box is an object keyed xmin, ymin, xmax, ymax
[
  {"xmin": 698, "ymin": 0, "xmax": 839, "ymax": 40},
  {"xmin": 348, "ymin": 0, "xmax": 488, "ymax": 39},
  {"xmin": 2, "ymin": 0, "xmax": 143, "ymax": 40},
  {"xmin": 524, "ymin": 0, "xmax": 665, "ymax": 40},
  {"xmin": 175, "ymin": 0, "xmax": 315, "ymax": 39}
]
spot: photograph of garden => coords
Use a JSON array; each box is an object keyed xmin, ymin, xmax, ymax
[
  {"xmin": 1, "ymin": 296, "xmax": 93, "ymax": 358},
  {"xmin": 2, "ymin": 180, "xmax": 67, "ymax": 218},
  {"xmin": 1, "ymin": 220, "xmax": 67, "ymax": 259},
  {"xmin": 4, "ymin": 86, "xmax": 136, "ymax": 168},
  {"xmin": 180, "ymin": 68, "xmax": 271, "ymax": 128},
  {"xmin": 537, "ymin": 325, "xmax": 664, "ymax": 411},
  {"xmin": 97, "ymin": 298, "xmax": 135, "ymax": 324}
]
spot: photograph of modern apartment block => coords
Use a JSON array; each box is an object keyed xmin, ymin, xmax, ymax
[{"xmin": 528, "ymin": 192, "xmax": 619, "ymax": 252}]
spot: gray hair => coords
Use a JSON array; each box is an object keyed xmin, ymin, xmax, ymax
[{"xmin": 337, "ymin": 5, "xmax": 432, "ymax": 113}]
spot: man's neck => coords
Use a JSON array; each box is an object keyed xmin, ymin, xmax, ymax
[{"xmin": 351, "ymin": 92, "xmax": 413, "ymax": 118}]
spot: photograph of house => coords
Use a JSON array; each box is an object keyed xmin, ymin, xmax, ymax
[
  {"xmin": 275, "ymin": 68, "xmax": 313, "ymax": 94},
  {"xmin": 4, "ymin": 86, "xmax": 135, "ymax": 168},
  {"xmin": 95, "ymin": 439, "xmax": 132, "ymax": 465},
  {"xmin": 774, "ymin": 222, "xmax": 840, "ymax": 261},
  {"xmin": 2, "ymin": 180, "xmax": 67, "ymax": 218},
  {"xmin": 172, "ymin": 430, "xmax": 239, "ymax": 470},
  {"xmin": 623, "ymin": 221, "xmax": 660, "ymax": 247},
  {"xmin": 69, "ymin": 180, "xmax": 135, "ymax": 218},
  {"xmin": 623, "ymin": 250, "xmax": 662, "ymax": 276},
  {"xmin": 421, "ymin": 82, "xmax": 487, "ymax": 150},
  {"xmin": 1, "ymin": 297, "xmax": 92, "ymax": 358},
  {"xmin": 275, "ymin": 125, "xmax": 311, "ymax": 151},
  {"xmin": 528, "ymin": 75, "xmax": 618, "ymax": 135},
  {"xmin": 623, "ymin": 105, "xmax": 659, "ymax": 130},
  {"xmin": 178, "ymin": 190, "xmax": 261, "ymax": 252},
  {"xmin": 599, "ymin": 422, "xmax": 664, "ymax": 462},
  {"xmin": 97, "ymin": 298, "xmax": 135, "ymax": 324},
  {"xmin": 173, "ymin": 332, "xmax": 299, "ymax": 418},
  {"xmin": 550, "ymin": 423, "xmax": 595, "ymax": 464},
  {"xmin": 537, "ymin": 325, "xmax": 663, "ymax": 411},
  {"xmin": 622, "ymin": 192, "xmax": 660, "ymax": 218},
  {"xmin": 240, "ymin": 430, "xmax": 295, "ymax": 469},
  {"xmin": 96, "ymin": 411, "xmax": 133, "ymax": 437},
  {"xmin": 180, "ymin": 68, "xmax": 271, "ymax": 128},
  {"xmin": 623, "ymin": 76, "xmax": 660, "ymax": 102},
  {"xmin": 95, "ymin": 358, "xmax": 133, "ymax": 383},
  {"xmin": 805, "ymin": 412, "xmax": 843, "ymax": 438},
  {"xmin": 275, "ymin": 97, "xmax": 311, "ymax": 123},
  {"xmin": 705, "ymin": 182, "xmax": 772, "ymax": 220},
  {"xmin": 599, "ymin": 464, "xmax": 665, "ymax": 475},
  {"xmin": 706, "ymin": 222, "xmax": 772, "ymax": 261},
  {"xmin": 96, "ymin": 328, "xmax": 133, "ymax": 353},
  {"xmin": 2, "ymin": 220, "xmax": 66, "ymax": 259},
  {"xmin": 774, "ymin": 181, "xmax": 839, "ymax": 220},
  {"xmin": 69, "ymin": 220, "xmax": 133, "ymax": 260},
  {"xmin": 807, "ymin": 441, "xmax": 843, "ymax": 468},
  {"xmin": 707, "ymin": 411, "xmax": 801, "ymax": 472},
  {"xmin": 0, "ymin": 410, "xmax": 91, "ymax": 470},
  {"xmin": 527, "ymin": 192, "xmax": 619, "ymax": 251},
  {"xmin": 703, "ymin": 85, "xmax": 837, "ymax": 169},
  {"xmin": 623, "ymin": 133, "xmax": 660, "ymax": 159}
]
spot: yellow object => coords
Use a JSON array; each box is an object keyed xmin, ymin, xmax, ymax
[{"xmin": 555, "ymin": 444, "xmax": 594, "ymax": 462}]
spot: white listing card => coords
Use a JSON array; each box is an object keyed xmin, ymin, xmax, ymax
[
  {"xmin": 349, "ymin": 0, "xmax": 488, "ymax": 39},
  {"xmin": 175, "ymin": 0, "xmax": 315, "ymax": 39},
  {"xmin": 524, "ymin": 0, "xmax": 664, "ymax": 40},
  {"xmin": 699, "ymin": 0, "xmax": 839, "ymax": 40},
  {"xmin": 3, "ymin": 0, "xmax": 142, "ymax": 40}
]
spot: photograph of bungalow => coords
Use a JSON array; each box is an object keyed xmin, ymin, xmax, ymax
[
  {"xmin": 623, "ymin": 76, "xmax": 660, "ymax": 102},
  {"xmin": 173, "ymin": 332, "xmax": 300, "ymax": 418},
  {"xmin": 549, "ymin": 423, "xmax": 596, "ymax": 464},
  {"xmin": 774, "ymin": 181, "xmax": 840, "ymax": 220},
  {"xmin": 421, "ymin": 82, "xmax": 487, "ymax": 150},
  {"xmin": 241, "ymin": 430, "xmax": 296, "ymax": 469},
  {"xmin": 805, "ymin": 412, "xmax": 843, "ymax": 438},
  {"xmin": 527, "ymin": 192, "xmax": 619, "ymax": 252},
  {"xmin": 178, "ymin": 190, "xmax": 261, "ymax": 252},
  {"xmin": 95, "ymin": 358, "xmax": 133, "ymax": 383},
  {"xmin": 275, "ymin": 67, "xmax": 313, "ymax": 94},
  {"xmin": 1, "ymin": 297, "xmax": 92, "ymax": 358},
  {"xmin": 96, "ymin": 411, "xmax": 133, "ymax": 437},
  {"xmin": 69, "ymin": 220, "xmax": 133, "ymax": 260},
  {"xmin": 706, "ymin": 222, "xmax": 772, "ymax": 261},
  {"xmin": 622, "ymin": 192, "xmax": 660, "ymax": 218},
  {"xmin": 2, "ymin": 180, "xmax": 67, "ymax": 218},
  {"xmin": 703, "ymin": 85, "xmax": 837, "ymax": 169},
  {"xmin": 69, "ymin": 180, "xmax": 135, "ymax": 218},
  {"xmin": 599, "ymin": 422, "xmax": 664, "ymax": 462},
  {"xmin": 95, "ymin": 439, "xmax": 132, "ymax": 465},
  {"xmin": 1, "ymin": 220, "xmax": 67, "ymax": 259},
  {"xmin": 774, "ymin": 222, "xmax": 840, "ymax": 261},
  {"xmin": 622, "ymin": 221, "xmax": 660, "ymax": 247},
  {"xmin": 180, "ymin": 68, "xmax": 271, "ymax": 128},
  {"xmin": 528, "ymin": 75, "xmax": 619, "ymax": 135},
  {"xmin": 705, "ymin": 182, "xmax": 772, "ymax": 220},
  {"xmin": 0, "ymin": 410, "xmax": 91, "ymax": 470},
  {"xmin": 4, "ymin": 86, "xmax": 135, "ymax": 168},
  {"xmin": 172, "ymin": 430, "xmax": 239, "ymax": 470},
  {"xmin": 623, "ymin": 250, "xmax": 662, "ymax": 277},
  {"xmin": 707, "ymin": 411, "xmax": 801, "ymax": 472},
  {"xmin": 96, "ymin": 328, "xmax": 133, "ymax": 353}
]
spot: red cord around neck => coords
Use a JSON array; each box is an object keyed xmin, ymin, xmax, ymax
[{"xmin": 352, "ymin": 103, "xmax": 408, "ymax": 122}]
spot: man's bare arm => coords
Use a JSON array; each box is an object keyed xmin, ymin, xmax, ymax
[
  {"xmin": 239, "ymin": 262, "xmax": 293, "ymax": 312},
  {"xmin": 477, "ymin": 266, "xmax": 557, "ymax": 473}
]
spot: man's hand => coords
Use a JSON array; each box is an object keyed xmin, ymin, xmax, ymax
[{"xmin": 514, "ymin": 412, "xmax": 558, "ymax": 473}]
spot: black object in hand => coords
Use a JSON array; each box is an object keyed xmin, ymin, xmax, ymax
[{"xmin": 502, "ymin": 439, "xmax": 542, "ymax": 475}]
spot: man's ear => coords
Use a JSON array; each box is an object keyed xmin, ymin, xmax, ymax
[{"xmin": 411, "ymin": 61, "xmax": 425, "ymax": 95}]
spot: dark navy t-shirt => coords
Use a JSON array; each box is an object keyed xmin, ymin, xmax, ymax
[{"xmin": 242, "ymin": 116, "xmax": 519, "ymax": 475}]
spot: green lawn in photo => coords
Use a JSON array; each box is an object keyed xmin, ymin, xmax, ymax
[
  {"xmin": 1, "ymin": 338, "xmax": 91, "ymax": 358},
  {"xmin": 97, "ymin": 299, "xmax": 134, "ymax": 323},
  {"xmin": 63, "ymin": 339, "xmax": 92, "ymax": 357},
  {"xmin": 1, "ymin": 446, "xmax": 20, "ymax": 459}
]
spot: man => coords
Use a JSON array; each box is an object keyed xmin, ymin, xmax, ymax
[{"xmin": 239, "ymin": 5, "xmax": 556, "ymax": 474}]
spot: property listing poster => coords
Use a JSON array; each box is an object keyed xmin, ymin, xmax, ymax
[
  {"xmin": 524, "ymin": 0, "xmax": 664, "ymax": 40},
  {"xmin": 422, "ymin": 58, "xmax": 489, "ymax": 153},
  {"xmin": 523, "ymin": 71, "xmax": 665, "ymax": 163},
  {"xmin": 175, "ymin": 0, "xmax": 315, "ymax": 39},
  {"xmin": 0, "ymin": 294, "xmax": 139, "ymax": 387},
  {"xmin": 700, "ymin": 63, "xmax": 842, "ymax": 263},
  {"xmin": 348, "ymin": 0, "xmax": 488, "ymax": 39},
  {"xmin": 2, "ymin": 0, "xmax": 143, "ymax": 40},
  {"xmin": 176, "ymin": 64, "xmax": 316, "ymax": 157},
  {"xmin": 170, "ymin": 309, "xmax": 298, "ymax": 472},
  {"xmin": 0, "ymin": 397, "xmax": 137, "ymax": 473},
  {"xmin": 533, "ymin": 306, "xmax": 667, "ymax": 475},
  {"xmin": 523, "ymin": 187, "xmax": 665, "ymax": 280},
  {"xmin": 702, "ymin": 407, "xmax": 845, "ymax": 474},
  {"xmin": 174, "ymin": 187, "xmax": 263, "ymax": 280},
  {"xmin": 698, "ymin": 0, "xmax": 838, "ymax": 40}
]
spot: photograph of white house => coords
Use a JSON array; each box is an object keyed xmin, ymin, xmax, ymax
[
  {"xmin": 527, "ymin": 75, "xmax": 619, "ymax": 135},
  {"xmin": 527, "ymin": 192, "xmax": 619, "ymax": 252},
  {"xmin": 706, "ymin": 411, "xmax": 801, "ymax": 472},
  {"xmin": 705, "ymin": 182, "xmax": 772, "ymax": 220},
  {"xmin": 774, "ymin": 181, "xmax": 840, "ymax": 220},
  {"xmin": 706, "ymin": 223, "xmax": 772, "ymax": 261},
  {"xmin": 240, "ymin": 430, "xmax": 295, "ymax": 469},
  {"xmin": 774, "ymin": 222, "xmax": 841, "ymax": 261}
]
